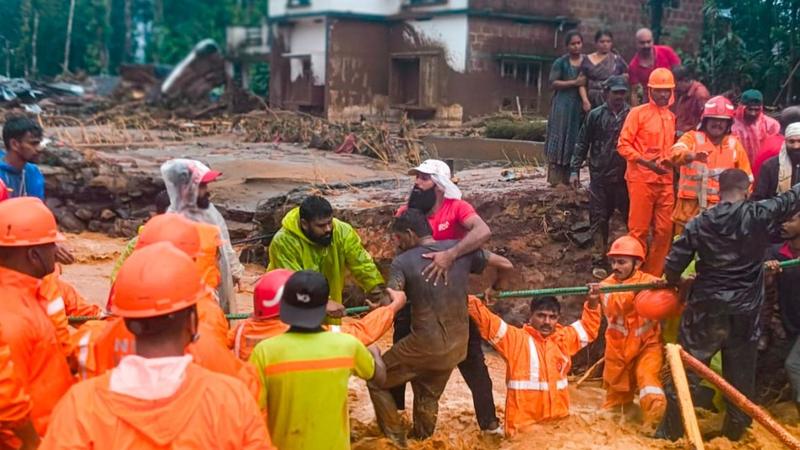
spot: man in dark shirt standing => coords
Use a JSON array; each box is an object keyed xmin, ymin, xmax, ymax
[
  {"xmin": 570, "ymin": 75, "xmax": 632, "ymax": 278},
  {"xmin": 368, "ymin": 209, "xmax": 512, "ymax": 447},
  {"xmin": 656, "ymin": 169, "xmax": 800, "ymax": 442}
]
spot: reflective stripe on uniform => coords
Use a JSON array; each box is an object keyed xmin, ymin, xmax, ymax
[
  {"xmin": 490, "ymin": 321, "xmax": 508, "ymax": 345},
  {"xmin": 635, "ymin": 320, "xmax": 656, "ymax": 337},
  {"xmin": 570, "ymin": 321, "xmax": 589, "ymax": 348},
  {"xmin": 329, "ymin": 325, "xmax": 342, "ymax": 333},
  {"xmin": 506, "ymin": 337, "xmax": 568, "ymax": 391},
  {"xmin": 47, "ymin": 296, "xmax": 65, "ymax": 316},
  {"xmin": 77, "ymin": 332, "xmax": 91, "ymax": 380},
  {"xmin": 233, "ymin": 323, "xmax": 246, "ymax": 359},
  {"xmin": 640, "ymin": 385, "xmax": 665, "ymax": 397},
  {"xmin": 264, "ymin": 357, "xmax": 355, "ymax": 376}
]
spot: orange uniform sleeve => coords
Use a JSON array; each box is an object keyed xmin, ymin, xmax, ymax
[
  {"xmin": 670, "ymin": 132, "xmax": 696, "ymax": 165},
  {"xmin": 59, "ymin": 279, "xmax": 103, "ymax": 318},
  {"xmin": 467, "ymin": 296, "xmax": 527, "ymax": 360},
  {"xmin": 38, "ymin": 388, "xmax": 89, "ymax": 449},
  {"xmin": 602, "ymin": 290, "xmax": 636, "ymax": 320},
  {"xmin": 0, "ymin": 326, "xmax": 31, "ymax": 427},
  {"xmin": 555, "ymin": 301, "xmax": 602, "ymax": 357},
  {"xmin": 617, "ymin": 108, "xmax": 642, "ymax": 162},
  {"xmin": 734, "ymin": 138, "xmax": 754, "ymax": 177},
  {"xmin": 340, "ymin": 306, "xmax": 395, "ymax": 346}
]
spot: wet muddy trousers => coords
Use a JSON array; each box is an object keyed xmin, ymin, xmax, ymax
[
  {"xmin": 656, "ymin": 311, "xmax": 757, "ymax": 441},
  {"xmin": 369, "ymin": 368, "xmax": 453, "ymax": 442},
  {"xmin": 391, "ymin": 310, "xmax": 499, "ymax": 430},
  {"xmin": 603, "ymin": 343, "xmax": 666, "ymax": 425},
  {"xmin": 626, "ymin": 182, "xmax": 674, "ymax": 277},
  {"xmin": 589, "ymin": 179, "xmax": 630, "ymax": 268}
]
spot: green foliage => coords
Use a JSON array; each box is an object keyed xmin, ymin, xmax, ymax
[
  {"xmin": 683, "ymin": 0, "xmax": 800, "ymax": 103},
  {"xmin": 250, "ymin": 62, "xmax": 270, "ymax": 97},
  {"xmin": 0, "ymin": 0, "xmax": 268, "ymax": 78}
]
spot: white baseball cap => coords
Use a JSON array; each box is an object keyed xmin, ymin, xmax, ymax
[
  {"xmin": 408, "ymin": 159, "xmax": 452, "ymax": 179},
  {"xmin": 407, "ymin": 159, "xmax": 461, "ymax": 199}
]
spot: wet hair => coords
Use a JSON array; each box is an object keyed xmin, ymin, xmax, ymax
[
  {"xmin": 672, "ymin": 65, "xmax": 693, "ymax": 82},
  {"xmin": 391, "ymin": 208, "xmax": 432, "ymax": 238},
  {"xmin": 564, "ymin": 30, "xmax": 583, "ymax": 46},
  {"xmin": 779, "ymin": 106, "xmax": 800, "ymax": 132},
  {"xmin": 719, "ymin": 169, "xmax": 751, "ymax": 195},
  {"xmin": 155, "ymin": 190, "xmax": 171, "ymax": 214},
  {"xmin": 124, "ymin": 305, "xmax": 196, "ymax": 339},
  {"xmin": 530, "ymin": 296, "xmax": 561, "ymax": 314},
  {"xmin": 595, "ymin": 29, "xmax": 613, "ymax": 42},
  {"xmin": 2, "ymin": 115, "xmax": 42, "ymax": 150},
  {"xmin": 299, "ymin": 196, "xmax": 333, "ymax": 222}
]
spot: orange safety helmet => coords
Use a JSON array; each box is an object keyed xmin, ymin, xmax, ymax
[
  {"xmin": 110, "ymin": 242, "xmax": 207, "ymax": 318},
  {"xmin": 135, "ymin": 213, "xmax": 202, "ymax": 257},
  {"xmin": 607, "ymin": 236, "xmax": 646, "ymax": 260},
  {"xmin": 0, "ymin": 197, "xmax": 65, "ymax": 247},
  {"xmin": 0, "ymin": 178, "xmax": 8, "ymax": 202},
  {"xmin": 634, "ymin": 288, "xmax": 681, "ymax": 320},
  {"xmin": 253, "ymin": 269, "xmax": 294, "ymax": 319},
  {"xmin": 647, "ymin": 67, "xmax": 675, "ymax": 89},
  {"xmin": 701, "ymin": 95, "xmax": 735, "ymax": 121}
]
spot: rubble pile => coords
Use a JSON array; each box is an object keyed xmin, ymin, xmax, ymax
[{"xmin": 40, "ymin": 144, "xmax": 163, "ymax": 236}]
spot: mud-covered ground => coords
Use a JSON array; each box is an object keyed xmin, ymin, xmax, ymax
[{"xmin": 60, "ymin": 233, "xmax": 800, "ymax": 450}]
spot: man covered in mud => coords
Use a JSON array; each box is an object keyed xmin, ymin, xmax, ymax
[
  {"xmin": 161, "ymin": 158, "xmax": 244, "ymax": 313},
  {"xmin": 468, "ymin": 290, "xmax": 601, "ymax": 435},
  {"xmin": 368, "ymin": 209, "xmax": 512, "ymax": 447},
  {"xmin": 393, "ymin": 159, "xmax": 500, "ymax": 433},
  {"xmin": 268, "ymin": 195, "xmax": 385, "ymax": 325}
]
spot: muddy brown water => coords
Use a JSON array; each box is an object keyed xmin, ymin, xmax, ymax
[{"xmin": 60, "ymin": 233, "xmax": 800, "ymax": 449}]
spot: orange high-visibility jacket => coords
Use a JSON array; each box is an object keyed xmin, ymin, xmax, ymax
[
  {"xmin": 600, "ymin": 270, "xmax": 663, "ymax": 394},
  {"xmin": 229, "ymin": 306, "xmax": 396, "ymax": 361},
  {"xmin": 196, "ymin": 222, "xmax": 223, "ymax": 289},
  {"xmin": 197, "ymin": 292, "xmax": 229, "ymax": 347},
  {"xmin": 618, "ymin": 99, "xmax": 676, "ymax": 185},
  {"xmin": 468, "ymin": 296, "xmax": 601, "ymax": 435},
  {"xmin": 0, "ymin": 323, "xmax": 32, "ymax": 449},
  {"xmin": 671, "ymin": 131, "xmax": 752, "ymax": 209},
  {"xmin": 39, "ymin": 363, "xmax": 275, "ymax": 450},
  {"xmin": 0, "ymin": 267, "xmax": 74, "ymax": 435}
]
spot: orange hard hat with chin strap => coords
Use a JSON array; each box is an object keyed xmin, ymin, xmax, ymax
[
  {"xmin": 111, "ymin": 242, "xmax": 207, "ymax": 319},
  {"xmin": 607, "ymin": 236, "xmax": 646, "ymax": 260},
  {"xmin": 648, "ymin": 68, "xmax": 676, "ymax": 89},
  {"xmin": 0, "ymin": 197, "xmax": 65, "ymax": 246}
]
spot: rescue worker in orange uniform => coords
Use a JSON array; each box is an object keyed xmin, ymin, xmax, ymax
[
  {"xmin": 0, "ymin": 324, "xmax": 39, "ymax": 450},
  {"xmin": 670, "ymin": 95, "xmax": 753, "ymax": 235},
  {"xmin": 468, "ymin": 292, "xmax": 601, "ymax": 435},
  {"xmin": 617, "ymin": 67, "xmax": 677, "ymax": 276},
  {"xmin": 0, "ymin": 197, "xmax": 74, "ymax": 439},
  {"xmin": 229, "ymin": 269, "xmax": 405, "ymax": 361},
  {"xmin": 598, "ymin": 236, "xmax": 667, "ymax": 426},
  {"xmin": 72, "ymin": 214, "xmax": 258, "ymax": 398},
  {"xmin": 40, "ymin": 243, "xmax": 275, "ymax": 449}
]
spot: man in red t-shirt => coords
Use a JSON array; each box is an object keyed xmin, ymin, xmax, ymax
[
  {"xmin": 392, "ymin": 159, "xmax": 499, "ymax": 432},
  {"xmin": 628, "ymin": 28, "xmax": 681, "ymax": 106}
]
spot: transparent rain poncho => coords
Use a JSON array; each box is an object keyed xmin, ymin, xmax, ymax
[{"xmin": 160, "ymin": 159, "xmax": 244, "ymax": 313}]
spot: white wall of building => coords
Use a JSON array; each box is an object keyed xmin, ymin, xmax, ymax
[
  {"xmin": 406, "ymin": 15, "xmax": 469, "ymax": 73},
  {"xmin": 270, "ymin": 0, "xmax": 467, "ymax": 17},
  {"xmin": 284, "ymin": 19, "xmax": 328, "ymax": 84}
]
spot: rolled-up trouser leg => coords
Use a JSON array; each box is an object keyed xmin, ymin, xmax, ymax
[
  {"xmin": 410, "ymin": 369, "xmax": 453, "ymax": 439},
  {"xmin": 390, "ymin": 305, "xmax": 412, "ymax": 410},
  {"xmin": 457, "ymin": 318, "xmax": 498, "ymax": 429},
  {"xmin": 785, "ymin": 336, "xmax": 800, "ymax": 403}
]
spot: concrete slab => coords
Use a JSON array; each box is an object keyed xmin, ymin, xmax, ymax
[{"xmin": 422, "ymin": 135, "xmax": 546, "ymax": 170}]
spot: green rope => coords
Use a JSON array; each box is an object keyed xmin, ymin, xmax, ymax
[{"xmin": 67, "ymin": 259, "xmax": 800, "ymax": 324}]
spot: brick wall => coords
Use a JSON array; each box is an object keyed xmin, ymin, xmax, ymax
[
  {"xmin": 469, "ymin": 0, "xmax": 568, "ymax": 17},
  {"xmin": 567, "ymin": 0, "xmax": 703, "ymax": 60}
]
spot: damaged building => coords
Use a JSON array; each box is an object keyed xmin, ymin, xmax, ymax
[{"xmin": 261, "ymin": 0, "xmax": 703, "ymax": 124}]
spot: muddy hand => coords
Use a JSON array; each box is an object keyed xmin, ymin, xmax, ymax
[
  {"xmin": 764, "ymin": 260, "xmax": 782, "ymax": 274},
  {"xmin": 483, "ymin": 287, "xmax": 498, "ymax": 303},
  {"xmin": 422, "ymin": 250, "xmax": 455, "ymax": 286},
  {"xmin": 586, "ymin": 282, "xmax": 601, "ymax": 298},
  {"xmin": 326, "ymin": 301, "xmax": 346, "ymax": 318},
  {"xmin": 55, "ymin": 243, "xmax": 76, "ymax": 265}
]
